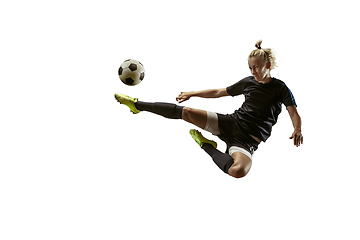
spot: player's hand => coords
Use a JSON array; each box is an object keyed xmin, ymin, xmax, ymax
[
  {"xmin": 290, "ymin": 129, "xmax": 303, "ymax": 147},
  {"xmin": 176, "ymin": 92, "xmax": 192, "ymax": 103}
]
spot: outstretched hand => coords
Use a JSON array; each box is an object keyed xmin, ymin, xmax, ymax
[
  {"xmin": 290, "ymin": 129, "xmax": 303, "ymax": 147},
  {"xmin": 176, "ymin": 92, "xmax": 192, "ymax": 103}
]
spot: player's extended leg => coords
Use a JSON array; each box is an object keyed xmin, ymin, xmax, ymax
[
  {"xmin": 114, "ymin": 93, "xmax": 183, "ymax": 117},
  {"xmin": 114, "ymin": 93, "xmax": 208, "ymax": 129},
  {"xmin": 136, "ymin": 101, "xmax": 208, "ymax": 130},
  {"xmin": 181, "ymin": 107, "xmax": 207, "ymax": 129}
]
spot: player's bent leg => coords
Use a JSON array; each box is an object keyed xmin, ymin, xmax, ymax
[
  {"xmin": 182, "ymin": 107, "xmax": 207, "ymax": 130},
  {"xmin": 190, "ymin": 129, "xmax": 217, "ymax": 148},
  {"xmin": 190, "ymin": 129, "xmax": 234, "ymax": 173},
  {"xmin": 227, "ymin": 151, "xmax": 252, "ymax": 178}
]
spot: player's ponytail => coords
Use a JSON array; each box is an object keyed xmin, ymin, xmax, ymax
[{"xmin": 248, "ymin": 40, "xmax": 277, "ymax": 70}]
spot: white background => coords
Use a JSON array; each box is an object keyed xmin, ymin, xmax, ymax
[{"xmin": 1, "ymin": 0, "xmax": 359, "ymax": 239}]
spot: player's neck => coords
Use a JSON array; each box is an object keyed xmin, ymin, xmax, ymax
[{"xmin": 256, "ymin": 74, "xmax": 272, "ymax": 84}]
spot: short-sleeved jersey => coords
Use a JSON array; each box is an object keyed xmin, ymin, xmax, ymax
[{"xmin": 226, "ymin": 76, "xmax": 297, "ymax": 142}]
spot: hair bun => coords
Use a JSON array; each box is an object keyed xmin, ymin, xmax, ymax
[{"xmin": 255, "ymin": 39, "xmax": 263, "ymax": 50}]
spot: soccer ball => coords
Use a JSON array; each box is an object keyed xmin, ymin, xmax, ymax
[{"xmin": 118, "ymin": 59, "xmax": 145, "ymax": 86}]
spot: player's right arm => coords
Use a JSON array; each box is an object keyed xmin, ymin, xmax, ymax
[{"xmin": 176, "ymin": 88, "xmax": 229, "ymax": 103}]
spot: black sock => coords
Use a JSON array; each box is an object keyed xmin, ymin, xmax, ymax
[
  {"xmin": 135, "ymin": 101, "xmax": 184, "ymax": 119},
  {"xmin": 202, "ymin": 143, "xmax": 234, "ymax": 174}
]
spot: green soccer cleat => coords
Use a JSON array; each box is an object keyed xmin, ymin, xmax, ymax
[
  {"xmin": 114, "ymin": 93, "xmax": 141, "ymax": 114},
  {"xmin": 189, "ymin": 129, "xmax": 217, "ymax": 148}
]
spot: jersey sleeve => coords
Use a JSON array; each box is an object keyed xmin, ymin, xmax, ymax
[
  {"xmin": 226, "ymin": 76, "xmax": 250, "ymax": 96},
  {"xmin": 281, "ymin": 84, "xmax": 297, "ymax": 107}
]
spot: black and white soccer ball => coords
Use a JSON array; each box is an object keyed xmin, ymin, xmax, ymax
[{"xmin": 118, "ymin": 59, "xmax": 145, "ymax": 86}]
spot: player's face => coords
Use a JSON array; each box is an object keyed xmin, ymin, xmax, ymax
[{"xmin": 248, "ymin": 57, "xmax": 271, "ymax": 83}]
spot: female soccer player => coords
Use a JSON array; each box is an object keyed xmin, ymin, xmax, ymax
[{"xmin": 115, "ymin": 40, "xmax": 303, "ymax": 178}]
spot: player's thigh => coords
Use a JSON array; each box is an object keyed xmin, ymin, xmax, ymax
[{"xmin": 182, "ymin": 107, "xmax": 207, "ymax": 129}]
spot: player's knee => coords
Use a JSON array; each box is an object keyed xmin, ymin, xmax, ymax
[
  {"xmin": 182, "ymin": 107, "xmax": 192, "ymax": 121},
  {"xmin": 228, "ymin": 165, "xmax": 249, "ymax": 178}
]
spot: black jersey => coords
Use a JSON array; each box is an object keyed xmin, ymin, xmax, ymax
[{"xmin": 226, "ymin": 76, "xmax": 297, "ymax": 142}]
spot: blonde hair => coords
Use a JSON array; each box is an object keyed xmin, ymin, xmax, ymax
[{"xmin": 248, "ymin": 40, "xmax": 277, "ymax": 70}]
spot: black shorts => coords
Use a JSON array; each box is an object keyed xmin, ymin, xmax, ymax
[{"xmin": 216, "ymin": 113, "xmax": 260, "ymax": 155}]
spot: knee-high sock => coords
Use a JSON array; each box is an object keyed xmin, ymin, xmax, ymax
[
  {"xmin": 202, "ymin": 143, "xmax": 234, "ymax": 174},
  {"xmin": 135, "ymin": 101, "xmax": 184, "ymax": 119}
]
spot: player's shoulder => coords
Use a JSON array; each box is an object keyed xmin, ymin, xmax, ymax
[
  {"xmin": 272, "ymin": 77, "xmax": 284, "ymax": 84},
  {"xmin": 272, "ymin": 77, "xmax": 288, "ymax": 88},
  {"xmin": 229, "ymin": 76, "xmax": 254, "ymax": 87},
  {"xmin": 236, "ymin": 76, "xmax": 255, "ymax": 85},
  {"xmin": 242, "ymin": 76, "xmax": 255, "ymax": 82},
  {"xmin": 272, "ymin": 78, "xmax": 295, "ymax": 97}
]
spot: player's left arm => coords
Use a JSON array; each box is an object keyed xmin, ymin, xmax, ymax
[{"xmin": 287, "ymin": 105, "xmax": 303, "ymax": 147}]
